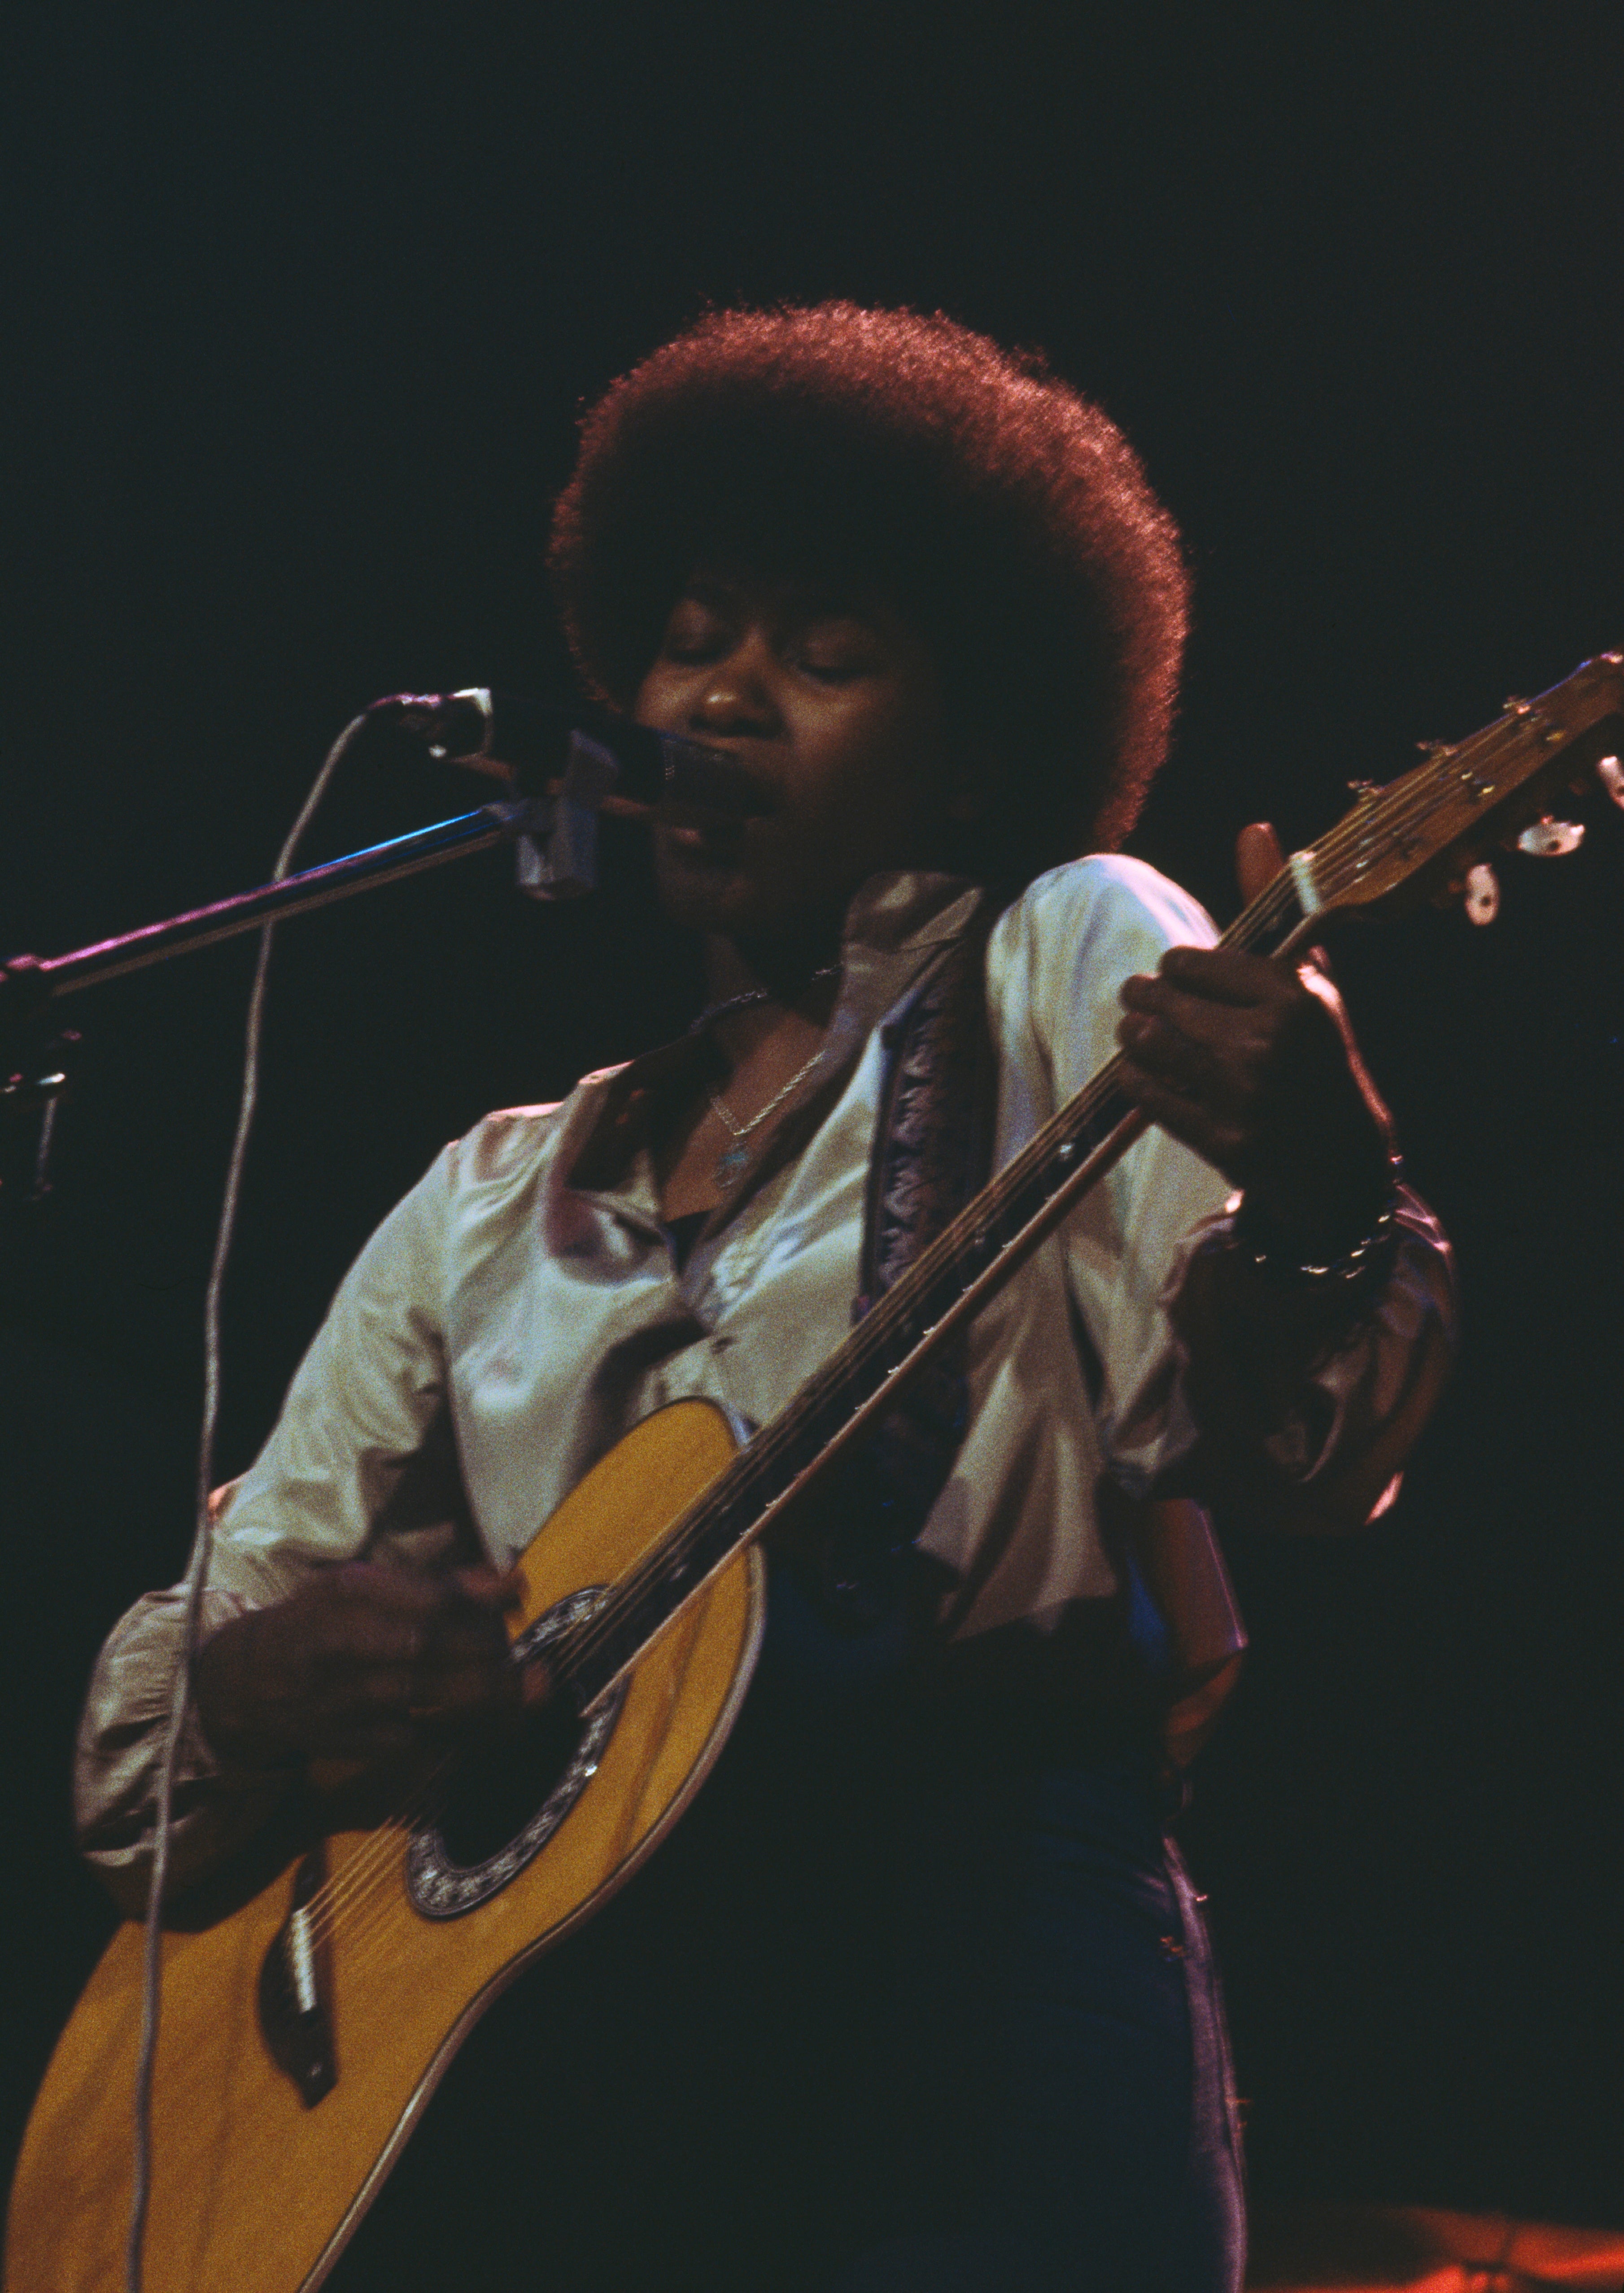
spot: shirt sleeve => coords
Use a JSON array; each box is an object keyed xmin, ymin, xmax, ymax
[
  {"xmin": 74, "ymin": 1142, "xmax": 459, "ymax": 1907},
  {"xmin": 1163, "ymin": 1187, "xmax": 1456, "ymax": 1533},
  {"xmin": 1006, "ymin": 856, "xmax": 1457, "ymax": 1530}
]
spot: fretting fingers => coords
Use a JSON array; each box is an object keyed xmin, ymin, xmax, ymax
[
  {"xmin": 1117, "ymin": 1005, "xmax": 1227, "ymax": 1107},
  {"xmin": 1235, "ymin": 820, "xmax": 1287, "ymax": 906},
  {"xmin": 1117, "ymin": 972, "xmax": 1273, "ymax": 1115}
]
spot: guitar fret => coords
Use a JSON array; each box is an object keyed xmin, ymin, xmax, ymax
[
  {"xmin": 567, "ymin": 1111, "xmax": 1135, "ymax": 1694},
  {"xmin": 561, "ymin": 652, "xmax": 1624, "ymax": 1705},
  {"xmin": 563, "ymin": 886, "xmax": 1318, "ymax": 1699}
]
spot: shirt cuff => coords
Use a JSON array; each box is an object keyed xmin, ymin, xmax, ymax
[
  {"xmin": 1162, "ymin": 1185, "xmax": 1458, "ymax": 1531},
  {"xmin": 74, "ymin": 1584, "xmax": 292, "ymax": 1913}
]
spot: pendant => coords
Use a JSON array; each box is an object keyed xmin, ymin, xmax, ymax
[{"xmin": 714, "ymin": 1143, "xmax": 752, "ymax": 1188}]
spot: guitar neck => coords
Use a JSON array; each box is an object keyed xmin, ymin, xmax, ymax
[
  {"xmin": 530, "ymin": 651, "xmax": 1624, "ymax": 1703},
  {"xmin": 553, "ymin": 864, "xmax": 1316, "ymax": 1712}
]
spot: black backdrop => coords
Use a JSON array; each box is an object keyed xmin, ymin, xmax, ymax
[{"xmin": 3, "ymin": 3, "xmax": 1621, "ymax": 2233}]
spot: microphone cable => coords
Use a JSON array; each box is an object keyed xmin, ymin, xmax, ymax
[{"xmin": 125, "ymin": 713, "xmax": 368, "ymax": 2293}]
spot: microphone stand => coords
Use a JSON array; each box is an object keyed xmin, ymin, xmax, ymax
[
  {"xmin": 0, "ymin": 734, "xmax": 635, "ymax": 2293},
  {"xmin": 0, "ymin": 795, "xmax": 541, "ymax": 1204}
]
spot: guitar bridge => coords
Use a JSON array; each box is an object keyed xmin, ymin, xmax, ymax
[{"xmin": 258, "ymin": 1844, "xmax": 337, "ymax": 2107}]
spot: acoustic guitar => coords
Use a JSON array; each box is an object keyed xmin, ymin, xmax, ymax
[{"xmin": 8, "ymin": 651, "xmax": 1622, "ymax": 2293}]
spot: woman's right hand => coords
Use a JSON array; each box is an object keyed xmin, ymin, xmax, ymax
[{"xmin": 192, "ymin": 1559, "xmax": 540, "ymax": 1767}]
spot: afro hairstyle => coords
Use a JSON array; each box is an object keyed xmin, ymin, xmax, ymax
[{"xmin": 547, "ymin": 303, "xmax": 1189, "ymax": 882}]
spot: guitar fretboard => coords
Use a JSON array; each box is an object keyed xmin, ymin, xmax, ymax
[
  {"xmin": 550, "ymin": 861, "xmax": 1311, "ymax": 1712},
  {"xmin": 547, "ymin": 649, "xmax": 1624, "ymax": 1708}
]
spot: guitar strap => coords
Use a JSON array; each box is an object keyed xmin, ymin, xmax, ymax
[{"xmin": 809, "ymin": 896, "xmax": 1003, "ymax": 1633}]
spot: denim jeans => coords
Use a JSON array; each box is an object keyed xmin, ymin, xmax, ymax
[
  {"xmin": 338, "ymin": 1585, "xmax": 1246, "ymax": 2293},
  {"xmin": 818, "ymin": 1757, "xmax": 1246, "ymax": 2293}
]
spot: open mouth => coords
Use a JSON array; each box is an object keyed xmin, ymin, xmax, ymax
[{"xmin": 659, "ymin": 743, "xmax": 773, "ymax": 825}]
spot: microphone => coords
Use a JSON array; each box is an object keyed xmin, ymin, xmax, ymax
[
  {"xmin": 367, "ymin": 689, "xmax": 763, "ymax": 818},
  {"xmin": 367, "ymin": 689, "xmax": 763, "ymax": 900}
]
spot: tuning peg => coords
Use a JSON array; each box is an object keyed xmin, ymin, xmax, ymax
[
  {"xmin": 1517, "ymin": 817, "xmax": 1586, "ymax": 857},
  {"xmin": 1464, "ymin": 863, "xmax": 1500, "ymax": 925},
  {"xmin": 1598, "ymin": 754, "xmax": 1624, "ymax": 810}
]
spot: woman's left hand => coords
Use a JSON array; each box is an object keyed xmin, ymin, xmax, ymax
[{"xmin": 1114, "ymin": 824, "xmax": 1397, "ymax": 1254}]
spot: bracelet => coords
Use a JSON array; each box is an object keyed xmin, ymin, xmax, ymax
[{"xmin": 1231, "ymin": 1160, "xmax": 1406, "ymax": 1287}]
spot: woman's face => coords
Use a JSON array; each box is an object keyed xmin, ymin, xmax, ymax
[{"xmin": 633, "ymin": 572, "xmax": 971, "ymax": 954}]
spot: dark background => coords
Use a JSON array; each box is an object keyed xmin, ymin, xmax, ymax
[{"xmin": 3, "ymin": 0, "xmax": 1621, "ymax": 2240}]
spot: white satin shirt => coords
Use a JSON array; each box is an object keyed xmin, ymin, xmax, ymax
[{"xmin": 75, "ymin": 860, "xmax": 1455, "ymax": 1896}]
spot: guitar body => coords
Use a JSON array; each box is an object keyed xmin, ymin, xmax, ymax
[{"xmin": 6, "ymin": 1399, "xmax": 760, "ymax": 2293}]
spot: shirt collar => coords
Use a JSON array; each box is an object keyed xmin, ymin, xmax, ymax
[{"xmin": 561, "ymin": 869, "xmax": 985, "ymax": 1205}]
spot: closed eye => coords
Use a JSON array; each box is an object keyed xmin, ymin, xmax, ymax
[
  {"xmin": 662, "ymin": 633, "xmax": 728, "ymax": 665},
  {"xmin": 658, "ymin": 594, "xmax": 736, "ymax": 664},
  {"xmin": 789, "ymin": 620, "xmax": 883, "ymax": 683}
]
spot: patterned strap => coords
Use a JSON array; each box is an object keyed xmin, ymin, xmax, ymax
[{"xmin": 807, "ymin": 903, "xmax": 1002, "ymax": 1633}]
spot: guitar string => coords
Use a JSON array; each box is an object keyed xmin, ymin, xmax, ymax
[
  {"xmin": 1279, "ymin": 747, "xmax": 1478, "ymax": 911},
  {"xmin": 306, "ymin": 1813, "xmax": 468, "ymax": 1960},
  {"xmin": 284, "ymin": 754, "xmax": 1451, "ymax": 1961},
  {"xmin": 296, "ymin": 1731, "xmax": 502, "ymax": 1947},
  {"xmin": 280, "ymin": 1570, "xmax": 632, "ymax": 1949},
  {"xmin": 1305, "ymin": 684, "xmax": 1606, "ymax": 904},
  {"xmin": 527, "ymin": 779, "xmax": 1486, "ymax": 1697},
  {"xmin": 551, "ymin": 869, "xmax": 1304, "ymax": 1695},
  {"xmin": 1259, "ymin": 686, "xmax": 1588, "ymax": 917},
  {"xmin": 299, "ymin": 1798, "xmax": 437, "ymax": 1950},
  {"xmin": 279, "ymin": 874, "xmax": 1308, "ymax": 1961},
  {"xmin": 285, "ymin": 681, "xmax": 1611, "ymax": 1938},
  {"xmin": 316, "ymin": 1845, "xmax": 428, "ymax": 1976},
  {"xmin": 1309, "ymin": 740, "xmax": 1507, "ymax": 900},
  {"xmin": 300, "ymin": 1831, "xmax": 412, "ymax": 1959},
  {"xmin": 552, "ymin": 869, "xmax": 1305, "ymax": 1689},
  {"xmin": 299, "ymin": 1725, "xmax": 528, "ymax": 1948},
  {"xmin": 301, "ymin": 1814, "xmax": 417, "ymax": 1937},
  {"xmin": 295, "ymin": 1643, "xmax": 589, "ymax": 1948},
  {"xmin": 1192, "ymin": 675, "xmax": 1602, "ymax": 939},
  {"xmin": 307, "ymin": 1875, "xmax": 423, "ymax": 1995},
  {"xmin": 323, "ymin": 1602, "xmax": 807, "ymax": 1987},
  {"xmin": 310, "ymin": 1743, "xmax": 600, "ymax": 1983},
  {"xmin": 299, "ymin": 1717, "xmax": 548, "ymax": 1947},
  {"xmin": 292, "ymin": 1552, "xmax": 660, "ymax": 1942},
  {"xmin": 278, "ymin": 680, "xmax": 1610, "ymax": 1965},
  {"xmin": 271, "ymin": 717, "xmax": 1537, "ymax": 1951}
]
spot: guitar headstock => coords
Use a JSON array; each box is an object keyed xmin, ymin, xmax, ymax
[{"xmin": 1292, "ymin": 651, "xmax": 1624, "ymax": 924}]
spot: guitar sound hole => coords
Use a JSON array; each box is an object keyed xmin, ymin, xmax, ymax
[
  {"xmin": 433, "ymin": 1700, "xmax": 586, "ymax": 1872},
  {"xmin": 405, "ymin": 1583, "xmax": 629, "ymax": 1920}
]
